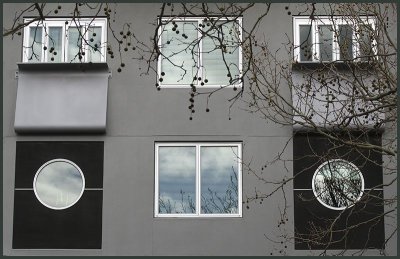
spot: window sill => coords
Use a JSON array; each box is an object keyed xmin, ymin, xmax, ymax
[
  {"xmin": 292, "ymin": 61, "xmax": 375, "ymax": 70},
  {"xmin": 17, "ymin": 62, "xmax": 109, "ymax": 72}
]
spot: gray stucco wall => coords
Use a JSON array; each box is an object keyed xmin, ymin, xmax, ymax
[{"xmin": 2, "ymin": 3, "xmax": 397, "ymax": 256}]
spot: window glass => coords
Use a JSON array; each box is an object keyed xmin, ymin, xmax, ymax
[
  {"xmin": 299, "ymin": 25, "xmax": 313, "ymax": 61},
  {"xmin": 34, "ymin": 159, "xmax": 85, "ymax": 210},
  {"xmin": 158, "ymin": 146, "xmax": 196, "ymax": 214},
  {"xmin": 67, "ymin": 27, "xmax": 83, "ymax": 62},
  {"xmin": 338, "ymin": 25, "xmax": 353, "ymax": 60},
  {"xmin": 202, "ymin": 21, "xmax": 240, "ymax": 85},
  {"xmin": 27, "ymin": 26, "xmax": 43, "ymax": 62},
  {"xmin": 48, "ymin": 27, "xmax": 63, "ymax": 62},
  {"xmin": 318, "ymin": 25, "xmax": 333, "ymax": 61},
  {"xmin": 87, "ymin": 26, "xmax": 102, "ymax": 62},
  {"xmin": 160, "ymin": 21, "xmax": 198, "ymax": 85},
  {"xmin": 200, "ymin": 146, "xmax": 239, "ymax": 214},
  {"xmin": 312, "ymin": 159, "xmax": 364, "ymax": 210}
]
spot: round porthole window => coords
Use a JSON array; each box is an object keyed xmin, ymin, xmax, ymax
[
  {"xmin": 312, "ymin": 159, "xmax": 364, "ymax": 210},
  {"xmin": 33, "ymin": 159, "xmax": 85, "ymax": 210}
]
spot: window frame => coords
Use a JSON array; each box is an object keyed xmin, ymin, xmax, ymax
[
  {"xmin": 154, "ymin": 142, "xmax": 242, "ymax": 218},
  {"xmin": 22, "ymin": 17, "xmax": 107, "ymax": 63},
  {"xmin": 293, "ymin": 16, "xmax": 376, "ymax": 63},
  {"xmin": 157, "ymin": 17, "xmax": 243, "ymax": 89}
]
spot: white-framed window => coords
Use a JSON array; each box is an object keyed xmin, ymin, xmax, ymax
[
  {"xmin": 155, "ymin": 142, "xmax": 242, "ymax": 217},
  {"xmin": 23, "ymin": 17, "xmax": 107, "ymax": 63},
  {"xmin": 157, "ymin": 17, "xmax": 242, "ymax": 88},
  {"xmin": 293, "ymin": 16, "xmax": 376, "ymax": 62}
]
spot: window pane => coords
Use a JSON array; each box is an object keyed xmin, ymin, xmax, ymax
[
  {"xmin": 202, "ymin": 21, "xmax": 240, "ymax": 85},
  {"xmin": 87, "ymin": 26, "xmax": 103, "ymax": 62},
  {"xmin": 359, "ymin": 25, "xmax": 374, "ymax": 61},
  {"xmin": 34, "ymin": 159, "xmax": 84, "ymax": 210},
  {"xmin": 299, "ymin": 25, "xmax": 312, "ymax": 61},
  {"xmin": 312, "ymin": 159, "xmax": 363, "ymax": 210},
  {"xmin": 48, "ymin": 27, "xmax": 63, "ymax": 62},
  {"xmin": 67, "ymin": 27, "xmax": 83, "ymax": 62},
  {"xmin": 160, "ymin": 21, "xmax": 198, "ymax": 85},
  {"xmin": 318, "ymin": 25, "xmax": 333, "ymax": 61},
  {"xmin": 27, "ymin": 27, "xmax": 43, "ymax": 62},
  {"xmin": 158, "ymin": 146, "xmax": 196, "ymax": 214},
  {"xmin": 338, "ymin": 25, "xmax": 353, "ymax": 60},
  {"xmin": 200, "ymin": 146, "xmax": 239, "ymax": 214}
]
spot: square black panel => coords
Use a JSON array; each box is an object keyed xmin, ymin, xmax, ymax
[
  {"xmin": 293, "ymin": 132, "xmax": 384, "ymax": 250},
  {"xmin": 13, "ymin": 141, "xmax": 104, "ymax": 249}
]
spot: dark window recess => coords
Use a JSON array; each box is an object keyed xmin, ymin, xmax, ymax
[
  {"xmin": 300, "ymin": 25, "xmax": 313, "ymax": 61},
  {"xmin": 338, "ymin": 25, "xmax": 353, "ymax": 60},
  {"xmin": 293, "ymin": 132, "xmax": 384, "ymax": 250},
  {"xmin": 318, "ymin": 25, "xmax": 333, "ymax": 61}
]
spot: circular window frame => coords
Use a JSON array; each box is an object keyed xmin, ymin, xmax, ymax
[
  {"xmin": 312, "ymin": 159, "xmax": 364, "ymax": 211},
  {"xmin": 33, "ymin": 158, "xmax": 85, "ymax": 210}
]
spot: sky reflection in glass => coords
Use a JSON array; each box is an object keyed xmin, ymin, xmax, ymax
[
  {"xmin": 161, "ymin": 21, "xmax": 198, "ymax": 84},
  {"xmin": 67, "ymin": 27, "xmax": 82, "ymax": 62},
  {"xmin": 200, "ymin": 146, "xmax": 238, "ymax": 214},
  {"xmin": 202, "ymin": 21, "xmax": 240, "ymax": 85},
  {"xmin": 48, "ymin": 27, "xmax": 62, "ymax": 62},
  {"xmin": 158, "ymin": 147, "xmax": 196, "ymax": 214},
  {"xmin": 87, "ymin": 26, "xmax": 102, "ymax": 62},
  {"xmin": 34, "ymin": 160, "xmax": 84, "ymax": 209},
  {"xmin": 28, "ymin": 27, "xmax": 43, "ymax": 62}
]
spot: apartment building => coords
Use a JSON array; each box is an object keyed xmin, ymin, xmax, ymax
[{"xmin": 2, "ymin": 3, "xmax": 397, "ymax": 256}]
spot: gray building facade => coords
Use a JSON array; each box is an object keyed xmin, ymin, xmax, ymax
[{"xmin": 2, "ymin": 3, "xmax": 397, "ymax": 256}]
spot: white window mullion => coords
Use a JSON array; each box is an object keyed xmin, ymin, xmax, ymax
[
  {"xmin": 237, "ymin": 144, "xmax": 242, "ymax": 216},
  {"xmin": 154, "ymin": 145, "xmax": 160, "ymax": 217},
  {"xmin": 238, "ymin": 18, "xmax": 243, "ymax": 81},
  {"xmin": 157, "ymin": 20, "xmax": 163, "ymax": 83},
  {"xmin": 83, "ymin": 24, "xmax": 89, "ymax": 63},
  {"xmin": 333, "ymin": 23, "xmax": 339, "ymax": 61},
  {"xmin": 197, "ymin": 19, "xmax": 202, "ymax": 87},
  {"xmin": 313, "ymin": 21, "xmax": 319, "ymax": 62},
  {"xmin": 196, "ymin": 144, "xmax": 201, "ymax": 216},
  {"xmin": 353, "ymin": 24, "xmax": 359, "ymax": 61},
  {"xmin": 42, "ymin": 24, "xmax": 48, "ymax": 62}
]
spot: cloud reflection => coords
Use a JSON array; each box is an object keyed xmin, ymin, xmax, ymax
[
  {"xmin": 35, "ymin": 160, "xmax": 84, "ymax": 209},
  {"xmin": 158, "ymin": 147, "xmax": 196, "ymax": 214}
]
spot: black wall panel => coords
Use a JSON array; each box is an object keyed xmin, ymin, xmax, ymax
[
  {"xmin": 13, "ymin": 141, "xmax": 104, "ymax": 249},
  {"xmin": 293, "ymin": 132, "xmax": 384, "ymax": 250}
]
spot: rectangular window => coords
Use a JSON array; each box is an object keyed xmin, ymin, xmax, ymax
[
  {"xmin": 157, "ymin": 17, "xmax": 242, "ymax": 88},
  {"xmin": 155, "ymin": 143, "xmax": 242, "ymax": 217},
  {"xmin": 23, "ymin": 18, "xmax": 107, "ymax": 63},
  {"xmin": 293, "ymin": 16, "xmax": 375, "ymax": 62}
]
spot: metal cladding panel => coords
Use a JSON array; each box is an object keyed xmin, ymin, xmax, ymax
[{"xmin": 14, "ymin": 64, "xmax": 109, "ymax": 133}]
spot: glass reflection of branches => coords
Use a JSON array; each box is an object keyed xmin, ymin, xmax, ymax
[
  {"xmin": 313, "ymin": 159, "xmax": 364, "ymax": 209},
  {"xmin": 201, "ymin": 169, "xmax": 238, "ymax": 214},
  {"xmin": 158, "ymin": 170, "xmax": 238, "ymax": 214}
]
